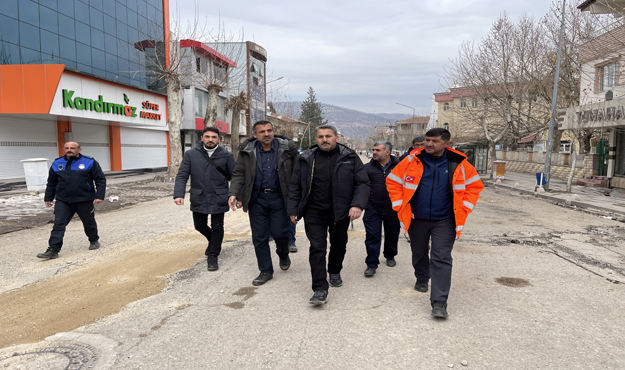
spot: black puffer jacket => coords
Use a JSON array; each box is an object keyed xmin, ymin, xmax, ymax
[
  {"xmin": 364, "ymin": 155, "xmax": 399, "ymax": 213},
  {"xmin": 174, "ymin": 142, "xmax": 235, "ymax": 214},
  {"xmin": 228, "ymin": 135, "xmax": 298, "ymax": 211},
  {"xmin": 288, "ymin": 144, "xmax": 370, "ymax": 221}
]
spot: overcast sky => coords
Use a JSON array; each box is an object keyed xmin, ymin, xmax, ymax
[{"xmin": 174, "ymin": 0, "xmax": 555, "ymax": 116}]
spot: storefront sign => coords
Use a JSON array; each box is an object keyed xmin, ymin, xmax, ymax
[
  {"xmin": 62, "ymin": 89, "xmax": 161, "ymax": 121},
  {"xmin": 577, "ymin": 105, "xmax": 625, "ymax": 123}
]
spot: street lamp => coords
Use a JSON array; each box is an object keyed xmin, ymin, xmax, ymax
[{"xmin": 266, "ymin": 76, "xmax": 284, "ymax": 84}]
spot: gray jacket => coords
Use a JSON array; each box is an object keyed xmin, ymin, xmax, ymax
[
  {"xmin": 174, "ymin": 142, "xmax": 235, "ymax": 214},
  {"xmin": 228, "ymin": 135, "xmax": 298, "ymax": 212}
]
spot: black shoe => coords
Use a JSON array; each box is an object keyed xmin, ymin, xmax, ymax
[
  {"xmin": 204, "ymin": 242, "xmax": 211, "ymax": 256},
  {"xmin": 329, "ymin": 273, "xmax": 343, "ymax": 287},
  {"xmin": 88, "ymin": 241, "xmax": 100, "ymax": 250},
  {"xmin": 207, "ymin": 255, "xmax": 218, "ymax": 271},
  {"xmin": 279, "ymin": 255, "xmax": 291, "ymax": 271},
  {"xmin": 431, "ymin": 301, "xmax": 448, "ymax": 318},
  {"xmin": 288, "ymin": 243, "xmax": 298, "ymax": 253},
  {"xmin": 252, "ymin": 272, "xmax": 273, "ymax": 286},
  {"xmin": 309, "ymin": 290, "xmax": 328, "ymax": 305},
  {"xmin": 364, "ymin": 267, "xmax": 376, "ymax": 277},
  {"xmin": 386, "ymin": 257, "xmax": 396, "ymax": 267},
  {"xmin": 37, "ymin": 248, "xmax": 58, "ymax": 259},
  {"xmin": 414, "ymin": 280, "xmax": 428, "ymax": 293}
]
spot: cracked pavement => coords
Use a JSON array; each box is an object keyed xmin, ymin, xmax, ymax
[{"xmin": 1, "ymin": 185, "xmax": 624, "ymax": 369}]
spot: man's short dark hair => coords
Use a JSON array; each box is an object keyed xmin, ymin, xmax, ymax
[
  {"xmin": 202, "ymin": 126, "xmax": 220, "ymax": 136},
  {"xmin": 253, "ymin": 120, "xmax": 273, "ymax": 132},
  {"xmin": 426, "ymin": 128, "xmax": 451, "ymax": 142},
  {"xmin": 315, "ymin": 124, "xmax": 338, "ymax": 136},
  {"xmin": 412, "ymin": 136, "xmax": 425, "ymax": 144},
  {"xmin": 373, "ymin": 141, "xmax": 392, "ymax": 152}
]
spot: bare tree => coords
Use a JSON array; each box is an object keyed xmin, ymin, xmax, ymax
[
  {"xmin": 225, "ymin": 91, "xmax": 248, "ymax": 160},
  {"xmin": 132, "ymin": 5, "xmax": 209, "ymax": 179}
]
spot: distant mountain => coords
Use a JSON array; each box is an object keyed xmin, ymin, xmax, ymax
[{"xmin": 273, "ymin": 102, "xmax": 412, "ymax": 140}]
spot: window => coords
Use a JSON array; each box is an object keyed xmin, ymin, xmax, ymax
[
  {"xmin": 443, "ymin": 102, "xmax": 449, "ymax": 111},
  {"xmin": 616, "ymin": 130, "xmax": 625, "ymax": 176},
  {"xmin": 472, "ymin": 97, "xmax": 478, "ymax": 107},
  {"xmin": 444, "ymin": 122, "xmax": 449, "ymax": 131},
  {"xmin": 196, "ymin": 57, "xmax": 201, "ymax": 73},
  {"xmin": 195, "ymin": 89, "xmax": 208, "ymax": 118},
  {"xmin": 460, "ymin": 98, "xmax": 466, "ymax": 108},
  {"xmin": 598, "ymin": 62, "xmax": 618, "ymax": 91}
]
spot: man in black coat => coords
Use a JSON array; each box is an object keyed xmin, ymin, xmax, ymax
[
  {"xmin": 174, "ymin": 127, "xmax": 235, "ymax": 271},
  {"xmin": 363, "ymin": 141, "xmax": 400, "ymax": 277},
  {"xmin": 37, "ymin": 141, "xmax": 106, "ymax": 259},
  {"xmin": 288, "ymin": 125, "xmax": 370, "ymax": 305},
  {"xmin": 228, "ymin": 121, "xmax": 298, "ymax": 286}
]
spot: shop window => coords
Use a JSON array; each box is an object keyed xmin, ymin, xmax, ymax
[
  {"xmin": 59, "ymin": 36, "xmax": 76, "ymax": 60},
  {"xmin": 0, "ymin": 14, "xmax": 19, "ymax": 44},
  {"xmin": 615, "ymin": 130, "xmax": 625, "ymax": 176},
  {"xmin": 19, "ymin": 0, "xmax": 39, "ymax": 27},
  {"xmin": 40, "ymin": 6, "xmax": 58, "ymax": 33},
  {"xmin": 598, "ymin": 62, "xmax": 618, "ymax": 92},
  {"xmin": 443, "ymin": 103, "xmax": 449, "ymax": 111},
  {"xmin": 90, "ymin": 7, "xmax": 104, "ymax": 31},
  {"xmin": 75, "ymin": 21, "xmax": 90, "ymax": 46}
]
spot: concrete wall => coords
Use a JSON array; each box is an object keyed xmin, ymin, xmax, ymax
[{"xmin": 495, "ymin": 151, "xmax": 592, "ymax": 183}]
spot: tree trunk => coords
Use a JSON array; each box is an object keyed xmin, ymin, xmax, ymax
[
  {"xmin": 230, "ymin": 109, "xmax": 241, "ymax": 160},
  {"xmin": 204, "ymin": 87, "xmax": 219, "ymax": 127},
  {"xmin": 551, "ymin": 129, "xmax": 563, "ymax": 152},
  {"xmin": 566, "ymin": 144, "xmax": 577, "ymax": 192},
  {"xmin": 166, "ymin": 79, "xmax": 182, "ymax": 179}
]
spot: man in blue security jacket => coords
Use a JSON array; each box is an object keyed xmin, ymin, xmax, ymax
[{"xmin": 37, "ymin": 142, "xmax": 106, "ymax": 259}]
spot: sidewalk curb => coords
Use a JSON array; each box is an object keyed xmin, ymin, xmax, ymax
[{"xmin": 483, "ymin": 180, "xmax": 625, "ymax": 218}]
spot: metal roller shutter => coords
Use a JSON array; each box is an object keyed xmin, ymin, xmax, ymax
[
  {"xmin": 120, "ymin": 127, "xmax": 167, "ymax": 170},
  {"xmin": 0, "ymin": 116, "xmax": 58, "ymax": 180},
  {"xmin": 71, "ymin": 122, "xmax": 111, "ymax": 171}
]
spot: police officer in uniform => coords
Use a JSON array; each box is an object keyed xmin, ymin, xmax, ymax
[{"xmin": 37, "ymin": 142, "xmax": 106, "ymax": 259}]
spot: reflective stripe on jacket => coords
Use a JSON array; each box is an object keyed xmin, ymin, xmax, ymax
[{"xmin": 385, "ymin": 147, "xmax": 484, "ymax": 239}]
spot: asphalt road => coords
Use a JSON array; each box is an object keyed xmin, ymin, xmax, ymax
[{"xmin": 1, "ymin": 185, "xmax": 624, "ymax": 369}]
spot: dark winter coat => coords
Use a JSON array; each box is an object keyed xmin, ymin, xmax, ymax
[
  {"xmin": 45, "ymin": 154, "xmax": 106, "ymax": 203},
  {"xmin": 174, "ymin": 142, "xmax": 235, "ymax": 214},
  {"xmin": 228, "ymin": 135, "xmax": 298, "ymax": 212},
  {"xmin": 288, "ymin": 143, "xmax": 370, "ymax": 221},
  {"xmin": 364, "ymin": 155, "xmax": 399, "ymax": 213}
]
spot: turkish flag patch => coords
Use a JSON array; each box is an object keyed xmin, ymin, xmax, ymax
[{"xmin": 405, "ymin": 175, "xmax": 415, "ymax": 183}]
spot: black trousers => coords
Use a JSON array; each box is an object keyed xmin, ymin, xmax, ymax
[
  {"xmin": 363, "ymin": 208, "xmax": 400, "ymax": 268},
  {"xmin": 303, "ymin": 208, "xmax": 350, "ymax": 291},
  {"xmin": 48, "ymin": 200, "xmax": 99, "ymax": 251},
  {"xmin": 407, "ymin": 218, "xmax": 456, "ymax": 302},
  {"xmin": 248, "ymin": 192, "xmax": 290, "ymax": 274},
  {"xmin": 192, "ymin": 212, "xmax": 225, "ymax": 256}
]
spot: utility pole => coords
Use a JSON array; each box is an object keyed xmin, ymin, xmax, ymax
[{"xmin": 544, "ymin": 0, "xmax": 567, "ymax": 189}]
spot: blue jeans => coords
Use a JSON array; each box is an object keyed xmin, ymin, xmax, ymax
[
  {"xmin": 363, "ymin": 208, "xmax": 400, "ymax": 268},
  {"xmin": 248, "ymin": 192, "xmax": 290, "ymax": 274}
]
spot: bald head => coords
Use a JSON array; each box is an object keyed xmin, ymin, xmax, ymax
[{"xmin": 63, "ymin": 142, "xmax": 82, "ymax": 157}]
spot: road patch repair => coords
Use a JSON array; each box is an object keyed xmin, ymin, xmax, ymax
[{"xmin": 0, "ymin": 231, "xmax": 241, "ymax": 349}]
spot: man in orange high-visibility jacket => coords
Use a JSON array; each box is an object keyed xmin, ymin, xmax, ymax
[{"xmin": 386, "ymin": 128, "xmax": 483, "ymax": 318}]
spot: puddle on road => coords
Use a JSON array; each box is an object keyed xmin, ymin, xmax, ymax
[
  {"xmin": 232, "ymin": 287, "xmax": 257, "ymax": 301},
  {"xmin": 495, "ymin": 277, "xmax": 532, "ymax": 288},
  {"xmin": 224, "ymin": 287, "xmax": 258, "ymax": 309}
]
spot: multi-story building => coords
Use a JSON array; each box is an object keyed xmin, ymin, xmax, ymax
[
  {"xmin": 395, "ymin": 116, "xmax": 429, "ymax": 150},
  {"xmin": 177, "ymin": 39, "xmax": 237, "ymax": 151},
  {"xmin": 207, "ymin": 41, "xmax": 268, "ymax": 137},
  {"xmin": 561, "ymin": 23, "xmax": 625, "ymax": 189},
  {"xmin": 0, "ymin": 0, "xmax": 170, "ymax": 179},
  {"xmin": 434, "ymin": 88, "xmax": 484, "ymax": 143}
]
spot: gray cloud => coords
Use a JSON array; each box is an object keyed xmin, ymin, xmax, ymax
[{"xmin": 175, "ymin": 0, "xmax": 554, "ymax": 114}]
